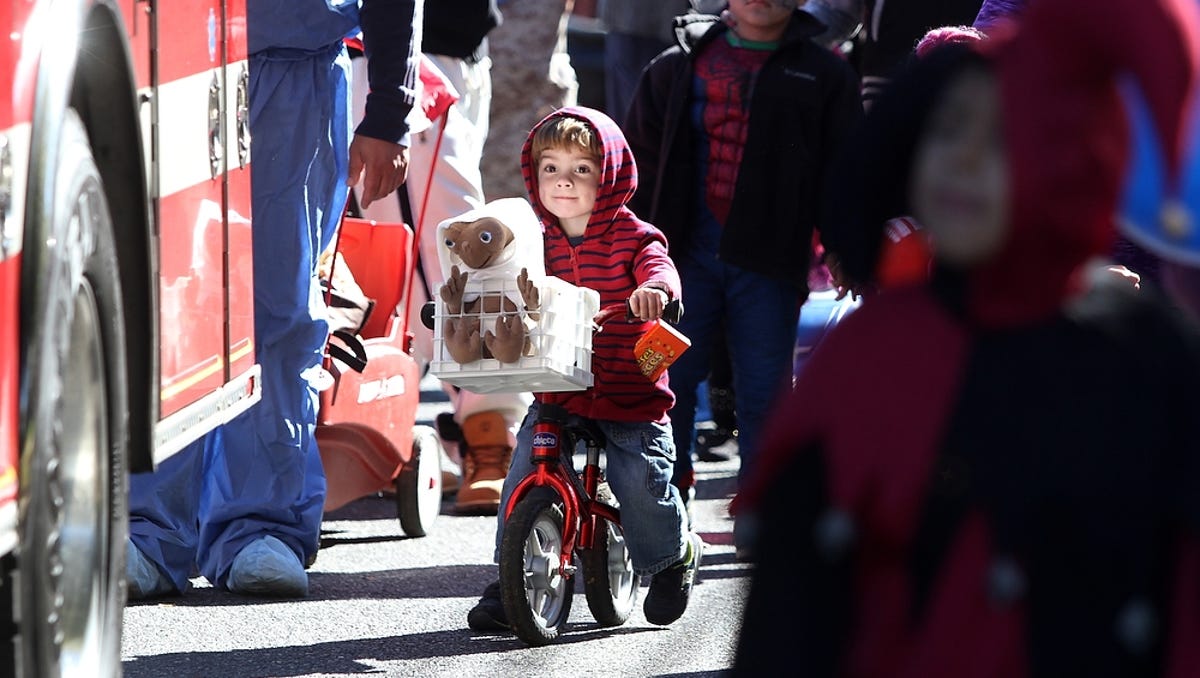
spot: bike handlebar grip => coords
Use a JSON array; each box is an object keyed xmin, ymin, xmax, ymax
[
  {"xmin": 622, "ymin": 298, "xmax": 684, "ymax": 324},
  {"xmin": 663, "ymin": 299, "xmax": 684, "ymax": 324},
  {"xmin": 420, "ymin": 301, "xmax": 435, "ymax": 330}
]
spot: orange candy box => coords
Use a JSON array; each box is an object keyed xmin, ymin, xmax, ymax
[{"xmin": 633, "ymin": 320, "xmax": 692, "ymax": 381}]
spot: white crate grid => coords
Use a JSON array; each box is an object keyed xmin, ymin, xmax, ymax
[{"xmin": 429, "ymin": 276, "xmax": 600, "ymax": 393}]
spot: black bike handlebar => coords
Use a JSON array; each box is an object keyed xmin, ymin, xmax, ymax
[{"xmin": 594, "ymin": 298, "xmax": 684, "ymax": 328}]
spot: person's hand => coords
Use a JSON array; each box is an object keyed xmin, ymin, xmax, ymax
[
  {"xmin": 348, "ymin": 135, "xmax": 409, "ymax": 209},
  {"xmin": 629, "ymin": 286, "xmax": 668, "ymax": 322},
  {"xmin": 824, "ymin": 252, "xmax": 860, "ymax": 301}
]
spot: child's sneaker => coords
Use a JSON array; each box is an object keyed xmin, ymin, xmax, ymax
[
  {"xmin": 644, "ymin": 532, "xmax": 703, "ymax": 625},
  {"xmin": 466, "ymin": 580, "xmax": 509, "ymax": 631}
]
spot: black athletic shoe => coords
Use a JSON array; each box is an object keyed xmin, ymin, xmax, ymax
[
  {"xmin": 644, "ymin": 533, "xmax": 703, "ymax": 625},
  {"xmin": 695, "ymin": 426, "xmax": 736, "ymax": 462},
  {"xmin": 466, "ymin": 581, "xmax": 509, "ymax": 632}
]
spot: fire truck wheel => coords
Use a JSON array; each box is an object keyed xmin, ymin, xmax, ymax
[
  {"xmin": 395, "ymin": 425, "xmax": 443, "ymax": 537},
  {"xmin": 14, "ymin": 109, "xmax": 128, "ymax": 678}
]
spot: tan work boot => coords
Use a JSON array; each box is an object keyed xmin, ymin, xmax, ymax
[{"xmin": 454, "ymin": 411, "xmax": 513, "ymax": 514}]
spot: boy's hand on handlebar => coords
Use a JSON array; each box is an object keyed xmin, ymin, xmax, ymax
[{"xmin": 629, "ymin": 287, "xmax": 669, "ymax": 322}]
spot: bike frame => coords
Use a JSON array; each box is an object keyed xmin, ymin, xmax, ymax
[
  {"xmin": 504, "ymin": 407, "xmax": 622, "ymax": 578},
  {"xmin": 502, "ymin": 302, "xmax": 680, "ymax": 578}
]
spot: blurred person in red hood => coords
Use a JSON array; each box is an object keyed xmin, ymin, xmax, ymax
[{"xmin": 732, "ymin": 0, "xmax": 1200, "ymax": 674}]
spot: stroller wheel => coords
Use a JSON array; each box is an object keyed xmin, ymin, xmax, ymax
[{"xmin": 395, "ymin": 425, "xmax": 443, "ymax": 537}]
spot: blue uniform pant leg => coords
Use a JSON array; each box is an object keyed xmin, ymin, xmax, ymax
[
  {"xmin": 128, "ymin": 436, "xmax": 208, "ymax": 592},
  {"xmin": 666, "ymin": 255, "xmax": 725, "ymax": 488},
  {"xmin": 598, "ymin": 419, "xmax": 688, "ymax": 576},
  {"xmin": 493, "ymin": 404, "xmax": 539, "ymax": 562},
  {"xmin": 197, "ymin": 47, "xmax": 350, "ymax": 586},
  {"xmin": 722, "ymin": 264, "xmax": 800, "ymax": 486}
]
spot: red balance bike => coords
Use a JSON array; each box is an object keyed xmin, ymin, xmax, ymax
[{"xmin": 498, "ymin": 301, "xmax": 686, "ymax": 646}]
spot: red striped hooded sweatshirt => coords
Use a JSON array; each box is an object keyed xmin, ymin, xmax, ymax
[{"xmin": 520, "ymin": 106, "xmax": 682, "ymax": 423}]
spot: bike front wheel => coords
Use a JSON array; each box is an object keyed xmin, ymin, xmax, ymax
[{"xmin": 499, "ymin": 489, "xmax": 574, "ymax": 646}]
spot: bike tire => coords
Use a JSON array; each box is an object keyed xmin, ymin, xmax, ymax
[
  {"xmin": 582, "ymin": 516, "xmax": 638, "ymax": 627},
  {"xmin": 499, "ymin": 489, "xmax": 573, "ymax": 646}
]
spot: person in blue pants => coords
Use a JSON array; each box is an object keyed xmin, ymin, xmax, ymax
[{"xmin": 125, "ymin": 0, "xmax": 420, "ymax": 599}]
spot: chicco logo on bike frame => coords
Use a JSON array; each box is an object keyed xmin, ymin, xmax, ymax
[{"xmin": 532, "ymin": 432, "xmax": 558, "ymax": 448}]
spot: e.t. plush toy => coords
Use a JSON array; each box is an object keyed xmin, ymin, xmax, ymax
[{"xmin": 436, "ymin": 198, "xmax": 545, "ymax": 363}]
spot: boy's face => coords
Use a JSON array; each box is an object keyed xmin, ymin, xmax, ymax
[
  {"xmin": 537, "ymin": 146, "xmax": 601, "ymax": 235},
  {"xmin": 910, "ymin": 67, "xmax": 1010, "ymax": 268},
  {"xmin": 728, "ymin": 0, "xmax": 797, "ymax": 34}
]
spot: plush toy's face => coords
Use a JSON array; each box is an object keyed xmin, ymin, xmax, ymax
[{"xmin": 443, "ymin": 217, "xmax": 514, "ymax": 270}]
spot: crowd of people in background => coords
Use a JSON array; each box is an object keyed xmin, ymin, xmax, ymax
[{"xmin": 124, "ymin": 0, "xmax": 1200, "ymax": 674}]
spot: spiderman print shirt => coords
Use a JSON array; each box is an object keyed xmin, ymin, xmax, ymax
[{"xmin": 690, "ymin": 33, "xmax": 777, "ymax": 229}]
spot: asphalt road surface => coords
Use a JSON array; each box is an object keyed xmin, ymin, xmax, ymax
[{"xmin": 121, "ymin": 378, "xmax": 749, "ymax": 678}]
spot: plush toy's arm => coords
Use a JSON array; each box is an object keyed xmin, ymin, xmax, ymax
[
  {"xmin": 517, "ymin": 267, "xmax": 542, "ymax": 322},
  {"xmin": 440, "ymin": 265, "xmax": 468, "ymax": 314}
]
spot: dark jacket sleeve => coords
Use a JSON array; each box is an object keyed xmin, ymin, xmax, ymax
[
  {"xmin": 356, "ymin": 0, "xmax": 420, "ymax": 144},
  {"xmin": 816, "ymin": 58, "xmax": 864, "ymax": 241},
  {"xmin": 624, "ymin": 50, "xmax": 681, "ymax": 223}
]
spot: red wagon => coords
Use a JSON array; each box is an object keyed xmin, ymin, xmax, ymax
[{"xmin": 316, "ymin": 214, "xmax": 442, "ymax": 537}]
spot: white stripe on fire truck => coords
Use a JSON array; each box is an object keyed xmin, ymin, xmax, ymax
[{"xmin": 148, "ymin": 60, "xmax": 249, "ymax": 200}]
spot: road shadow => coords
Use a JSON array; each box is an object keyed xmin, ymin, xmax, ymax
[
  {"xmin": 125, "ymin": 562, "xmax": 503, "ymax": 608},
  {"xmin": 123, "ymin": 625, "xmax": 667, "ymax": 677},
  {"xmin": 125, "ymin": 552, "xmax": 748, "ymax": 610},
  {"xmin": 322, "ymin": 493, "xmax": 462, "ymax": 523}
]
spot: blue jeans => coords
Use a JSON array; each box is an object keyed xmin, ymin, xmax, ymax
[
  {"xmin": 669, "ymin": 254, "xmax": 800, "ymax": 488},
  {"xmin": 495, "ymin": 403, "xmax": 689, "ymax": 576},
  {"xmin": 793, "ymin": 289, "xmax": 859, "ymax": 378}
]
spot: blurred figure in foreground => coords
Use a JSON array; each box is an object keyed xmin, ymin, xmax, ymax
[{"xmin": 734, "ymin": 0, "xmax": 1200, "ymax": 674}]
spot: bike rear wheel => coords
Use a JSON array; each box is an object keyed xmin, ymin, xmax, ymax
[
  {"xmin": 499, "ymin": 489, "xmax": 573, "ymax": 646},
  {"xmin": 582, "ymin": 516, "xmax": 637, "ymax": 627}
]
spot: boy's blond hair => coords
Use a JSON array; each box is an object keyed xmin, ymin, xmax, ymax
[{"xmin": 531, "ymin": 115, "xmax": 603, "ymax": 164}]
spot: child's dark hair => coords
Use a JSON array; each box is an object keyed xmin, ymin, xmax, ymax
[{"xmin": 530, "ymin": 115, "xmax": 603, "ymax": 163}]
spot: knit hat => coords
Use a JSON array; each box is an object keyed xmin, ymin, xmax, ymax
[
  {"xmin": 970, "ymin": 0, "xmax": 1200, "ymax": 326},
  {"xmin": 972, "ymin": 0, "xmax": 1027, "ymax": 33},
  {"xmin": 1120, "ymin": 14, "xmax": 1200, "ymax": 264}
]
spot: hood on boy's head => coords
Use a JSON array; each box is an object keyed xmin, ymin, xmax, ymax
[
  {"xmin": 970, "ymin": 0, "xmax": 1199, "ymax": 327},
  {"xmin": 435, "ymin": 197, "xmax": 545, "ymax": 285},
  {"xmin": 519, "ymin": 106, "xmax": 638, "ymax": 235}
]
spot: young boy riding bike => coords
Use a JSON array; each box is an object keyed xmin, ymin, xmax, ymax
[{"xmin": 467, "ymin": 106, "xmax": 703, "ymax": 631}]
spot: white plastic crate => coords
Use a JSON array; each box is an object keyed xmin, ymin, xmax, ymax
[{"xmin": 429, "ymin": 276, "xmax": 600, "ymax": 393}]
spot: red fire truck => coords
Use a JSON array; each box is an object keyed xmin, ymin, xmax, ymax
[{"xmin": 1, "ymin": 1, "xmax": 261, "ymax": 674}]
